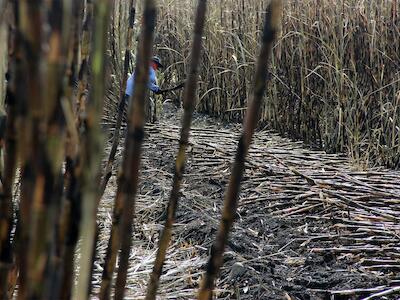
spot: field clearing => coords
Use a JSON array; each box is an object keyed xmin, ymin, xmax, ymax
[{"xmin": 95, "ymin": 106, "xmax": 400, "ymax": 299}]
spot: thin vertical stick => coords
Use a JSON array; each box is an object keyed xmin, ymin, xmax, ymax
[
  {"xmin": 75, "ymin": 0, "xmax": 93, "ymax": 129},
  {"xmin": 197, "ymin": 1, "xmax": 282, "ymax": 299},
  {"xmin": 42, "ymin": 1, "xmax": 78, "ymax": 298},
  {"xmin": 94, "ymin": 1, "xmax": 135, "ymax": 294},
  {"xmin": 100, "ymin": 0, "xmax": 156, "ymax": 299},
  {"xmin": 145, "ymin": 1, "xmax": 207, "ymax": 299},
  {"xmin": 14, "ymin": 1, "xmax": 45, "ymax": 297},
  {"xmin": 25, "ymin": 0, "xmax": 74, "ymax": 297},
  {"xmin": 98, "ymin": 0, "xmax": 136, "ymax": 200},
  {"xmin": 57, "ymin": 0, "xmax": 83, "ymax": 296},
  {"xmin": 4, "ymin": 3, "xmax": 20, "ymax": 298},
  {"xmin": 99, "ymin": 0, "xmax": 157, "ymax": 299},
  {"xmin": 114, "ymin": 0, "xmax": 157, "ymax": 295},
  {"xmin": 73, "ymin": 0, "xmax": 112, "ymax": 299},
  {"xmin": 0, "ymin": 2, "xmax": 17, "ymax": 297},
  {"xmin": 59, "ymin": 1, "xmax": 86, "ymax": 298}
]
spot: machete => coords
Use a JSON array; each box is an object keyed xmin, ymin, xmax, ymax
[{"xmin": 158, "ymin": 81, "xmax": 185, "ymax": 94}]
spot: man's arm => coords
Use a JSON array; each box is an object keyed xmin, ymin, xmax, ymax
[
  {"xmin": 148, "ymin": 82, "xmax": 161, "ymax": 94},
  {"xmin": 157, "ymin": 82, "xmax": 185, "ymax": 94},
  {"xmin": 148, "ymin": 68, "xmax": 161, "ymax": 94},
  {"xmin": 125, "ymin": 73, "xmax": 135, "ymax": 97}
]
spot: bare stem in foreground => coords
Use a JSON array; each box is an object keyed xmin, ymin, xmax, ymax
[
  {"xmin": 98, "ymin": 0, "xmax": 136, "ymax": 200},
  {"xmin": 73, "ymin": 0, "xmax": 111, "ymax": 298},
  {"xmin": 197, "ymin": 1, "xmax": 283, "ymax": 299},
  {"xmin": 99, "ymin": 1, "xmax": 157, "ymax": 299},
  {"xmin": 145, "ymin": 1, "xmax": 207, "ymax": 299}
]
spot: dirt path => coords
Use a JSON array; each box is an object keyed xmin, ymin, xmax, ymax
[{"xmin": 95, "ymin": 107, "xmax": 400, "ymax": 299}]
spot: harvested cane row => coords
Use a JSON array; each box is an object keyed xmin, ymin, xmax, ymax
[{"xmin": 94, "ymin": 109, "xmax": 400, "ymax": 299}]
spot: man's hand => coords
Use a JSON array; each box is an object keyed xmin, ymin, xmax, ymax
[{"xmin": 155, "ymin": 82, "xmax": 185, "ymax": 95}]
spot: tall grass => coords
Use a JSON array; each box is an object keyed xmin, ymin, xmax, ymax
[{"xmin": 156, "ymin": 0, "xmax": 400, "ymax": 168}]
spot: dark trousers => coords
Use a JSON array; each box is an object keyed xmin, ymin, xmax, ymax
[{"xmin": 123, "ymin": 94, "xmax": 156, "ymax": 123}]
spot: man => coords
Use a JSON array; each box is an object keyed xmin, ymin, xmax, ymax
[
  {"xmin": 125, "ymin": 55, "xmax": 163, "ymax": 99},
  {"xmin": 124, "ymin": 56, "xmax": 164, "ymax": 122}
]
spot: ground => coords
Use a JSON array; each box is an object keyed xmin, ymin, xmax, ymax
[{"xmin": 94, "ymin": 104, "xmax": 400, "ymax": 299}]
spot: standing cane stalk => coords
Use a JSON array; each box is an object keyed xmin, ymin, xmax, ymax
[
  {"xmin": 98, "ymin": 0, "xmax": 136, "ymax": 200},
  {"xmin": 73, "ymin": 0, "xmax": 112, "ymax": 299},
  {"xmin": 56, "ymin": 2, "xmax": 85, "ymax": 299},
  {"xmin": 0, "ymin": 2, "xmax": 17, "ymax": 297},
  {"xmin": 14, "ymin": 1, "xmax": 46, "ymax": 298},
  {"xmin": 145, "ymin": 1, "xmax": 207, "ymax": 299},
  {"xmin": 197, "ymin": 1, "xmax": 282, "ymax": 299},
  {"xmin": 42, "ymin": 1, "xmax": 77, "ymax": 297},
  {"xmin": 25, "ymin": 0, "xmax": 72, "ymax": 297},
  {"xmin": 114, "ymin": 0, "xmax": 158, "ymax": 295},
  {"xmin": 59, "ymin": 1, "xmax": 87, "ymax": 298},
  {"xmin": 92, "ymin": 2, "xmax": 136, "ymax": 293},
  {"xmin": 99, "ymin": 1, "xmax": 157, "ymax": 299},
  {"xmin": 75, "ymin": 0, "xmax": 93, "ymax": 130}
]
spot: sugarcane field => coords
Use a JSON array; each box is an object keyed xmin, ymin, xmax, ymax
[{"xmin": 0, "ymin": 0, "xmax": 400, "ymax": 299}]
